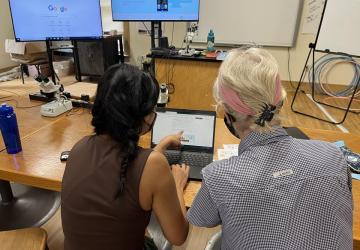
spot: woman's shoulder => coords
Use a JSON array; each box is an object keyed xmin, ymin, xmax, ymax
[
  {"xmin": 294, "ymin": 137, "xmax": 343, "ymax": 156},
  {"xmin": 70, "ymin": 135, "xmax": 96, "ymax": 152},
  {"xmin": 144, "ymin": 150, "xmax": 168, "ymax": 169},
  {"xmin": 71, "ymin": 134, "xmax": 120, "ymax": 151},
  {"xmin": 140, "ymin": 150, "xmax": 171, "ymax": 187}
]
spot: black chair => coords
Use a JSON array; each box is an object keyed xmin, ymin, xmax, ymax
[{"xmin": 0, "ymin": 180, "xmax": 61, "ymax": 230}]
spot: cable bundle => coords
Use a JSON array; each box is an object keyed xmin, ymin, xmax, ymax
[{"xmin": 308, "ymin": 54, "xmax": 360, "ymax": 97}]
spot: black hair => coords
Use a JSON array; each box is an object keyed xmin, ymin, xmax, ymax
[{"xmin": 91, "ymin": 64, "xmax": 159, "ymax": 197}]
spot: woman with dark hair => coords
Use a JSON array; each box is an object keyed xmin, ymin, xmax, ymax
[{"xmin": 61, "ymin": 64, "xmax": 189, "ymax": 250}]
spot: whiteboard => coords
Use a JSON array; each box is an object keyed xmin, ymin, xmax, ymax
[
  {"xmin": 193, "ymin": 0, "xmax": 303, "ymax": 47},
  {"xmin": 316, "ymin": 0, "xmax": 360, "ymax": 57}
]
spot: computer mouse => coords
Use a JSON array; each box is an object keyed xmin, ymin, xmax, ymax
[{"xmin": 60, "ymin": 151, "xmax": 71, "ymax": 162}]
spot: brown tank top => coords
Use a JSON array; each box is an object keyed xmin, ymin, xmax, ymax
[{"xmin": 61, "ymin": 135, "xmax": 152, "ymax": 250}]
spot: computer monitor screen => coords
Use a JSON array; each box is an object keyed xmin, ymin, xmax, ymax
[
  {"xmin": 112, "ymin": 0, "xmax": 200, "ymax": 21},
  {"xmin": 9, "ymin": 0, "xmax": 103, "ymax": 42},
  {"xmin": 152, "ymin": 109, "xmax": 215, "ymax": 148}
]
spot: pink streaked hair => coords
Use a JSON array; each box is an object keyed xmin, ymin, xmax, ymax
[{"xmin": 218, "ymin": 75, "xmax": 282, "ymax": 116}]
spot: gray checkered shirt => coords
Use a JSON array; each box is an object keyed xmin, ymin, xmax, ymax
[{"xmin": 187, "ymin": 127, "xmax": 353, "ymax": 250}]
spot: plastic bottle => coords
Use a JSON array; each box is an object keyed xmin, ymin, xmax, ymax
[
  {"xmin": 207, "ymin": 29, "xmax": 215, "ymax": 52},
  {"xmin": 157, "ymin": 84, "xmax": 169, "ymax": 107},
  {"xmin": 0, "ymin": 104, "xmax": 22, "ymax": 154}
]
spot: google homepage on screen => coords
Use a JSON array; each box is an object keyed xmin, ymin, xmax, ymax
[{"xmin": 9, "ymin": 0, "xmax": 103, "ymax": 41}]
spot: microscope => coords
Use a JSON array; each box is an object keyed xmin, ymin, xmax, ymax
[
  {"xmin": 34, "ymin": 75, "xmax": 73, "ymax": 117},
  {"xmin": 179, "ymin": 23, "xmax": 200, "ymax": 57}
]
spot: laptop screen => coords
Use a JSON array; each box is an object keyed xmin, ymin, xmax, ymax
[{"xmin": 151, "ymin": 108, "xmax": 216, "ymax": 152}]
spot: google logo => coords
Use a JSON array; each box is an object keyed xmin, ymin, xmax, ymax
[{"xmin": 48, "ymin": 5, "xmax": 68, "ymax": 12}]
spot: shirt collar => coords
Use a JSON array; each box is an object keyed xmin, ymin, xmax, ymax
[{"xmin": 238, "ymin": 126, "xmax": 289, "ymax": 155}]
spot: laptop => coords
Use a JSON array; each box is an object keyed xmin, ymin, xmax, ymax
[{"xmin": 151, "ymin": 108, "xmax": 216, "ymax": 180}]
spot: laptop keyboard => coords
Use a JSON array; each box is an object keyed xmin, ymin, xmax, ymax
[{"xmin": 164, "ymin": 150, "xmax": 213, "ymax": 168}]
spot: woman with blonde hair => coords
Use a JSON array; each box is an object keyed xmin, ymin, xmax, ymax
[{"xmin": 187, "ymin": 47, "xmax": 352, "ymax": 250}]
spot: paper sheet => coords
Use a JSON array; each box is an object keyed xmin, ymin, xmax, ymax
[
  {"xmin": 352, "ymin": 173, "xmax": 360, "ymax": 181},
  {"xmin": 217, "ymin": 144, "xmax": 239, "ymax": 160},
  {"xmin": 223, "ymin": 144, "xmax": 239, "ymax": 152},
  {"xmin": 302, "ymin": 0, "xmax": 325, "ymax": 34}
]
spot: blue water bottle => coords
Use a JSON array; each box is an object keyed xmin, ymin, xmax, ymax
[
  {"xmin": 207, "ymin": 29, "xmax": 215, "ymax": 52},
  {"xmin": 0, "ymin": 104, "xmax": 22, "ymax": 154}
]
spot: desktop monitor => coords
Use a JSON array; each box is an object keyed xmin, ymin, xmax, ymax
[
  {"xmin": 111, "ymin": 0, "xmax": 200, "ymax": 21},
  {"xmin": 8, "ymin": 0, "xmax": 103, "ymax": 42}
]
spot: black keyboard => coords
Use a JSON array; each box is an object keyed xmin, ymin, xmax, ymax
[{"xmin": 164, "ymin": 150, "xmax": 213, "ymax": 168}]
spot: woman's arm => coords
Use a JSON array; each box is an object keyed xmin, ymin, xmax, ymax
[
  {"xmin": 171, "ymin": 163, "xmax": 189, "ymax": 217},
  {"xmin": 139, "ymin": 151, "xmax": 189, "ymax": 246},
  {"xmin": 153, "ymin": 131, "xmax": 183, "ymax": 153}
]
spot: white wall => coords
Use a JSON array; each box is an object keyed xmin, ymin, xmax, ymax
[
  {"xmin": 0, "ymin": 0, "xmax": 17, "ymax": 69},
  {"xmin": 128, "ymin": 0, "xmax": 355, "ymax": 85},
  {"xmin": 100, "ymin": 0, "xmax": 123, "ymax": 33}
]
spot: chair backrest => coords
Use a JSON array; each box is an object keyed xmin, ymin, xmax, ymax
[{"xmin": 205, "ymin": 231, "xmax": 222, "ymax": 250}]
